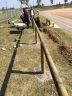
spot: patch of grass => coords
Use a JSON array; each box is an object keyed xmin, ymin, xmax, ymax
[
  {"xmin": 39, "ymin": 15, "xmax": 72, "ymax": 47},
  {"xmin": 0, "ymin": 11, "xmax": 72, "ymax": 96},
  {"xmin": 0, "ymin": 17, "xmax": 54, "ymax": 96},
  {"xmin": 38, "ymin": 15, "xmax": 72, "ymax": 95},
  {"xmin": 52, "ymin": 28, "xmax": 72, "ymax": 46},
  {"xmin": 34, "ymin": 5, "xmax": 72, "ymax": 11}
]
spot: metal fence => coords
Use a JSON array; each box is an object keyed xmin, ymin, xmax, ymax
[{"xmin": 0, "ymin": 9, "xmax": 19, "ymax": 23}]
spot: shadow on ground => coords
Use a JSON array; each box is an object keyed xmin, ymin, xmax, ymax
[
  {"xmin": 0, "ymin": 29, "xmax": 42, "ymax": 96},
  {"xmin": 10, "ymin": 30, "xmax": 21, "ymax": 34}
]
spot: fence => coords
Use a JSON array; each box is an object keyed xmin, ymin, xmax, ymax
[
  {"xmin": 33, "ymin": 19, "xmax": 69, "ymax": 96},
  {"xmin": 0, "ymin": 9, "xmax": 20, "ymax": 23}
]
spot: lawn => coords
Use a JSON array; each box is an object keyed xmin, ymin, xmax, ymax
[{"xmin": 0, "ymin": 18, "xmax": 55, "ymax": 96}]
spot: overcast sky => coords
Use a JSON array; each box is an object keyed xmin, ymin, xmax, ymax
[{"xmin": 0, "ymin": 0, "xmax": 71, "ymax": 8}]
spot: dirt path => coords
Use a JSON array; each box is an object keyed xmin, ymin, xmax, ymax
[
  {"xmin": 40, "ymin": 10, "xmax": 72, "ymax": 35},
  {"xmin": 48, "ymin": 8, "xmax": 72, "ymax": 19}
]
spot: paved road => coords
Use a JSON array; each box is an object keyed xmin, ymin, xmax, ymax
[{"xmin": 40, "ymin": 11, "xmax": 72, "ymax": 35}]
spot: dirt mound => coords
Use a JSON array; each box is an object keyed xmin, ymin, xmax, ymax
[
  {"xmin": 41, "ymin": 26, "xmax": 72, "ymax": 65},
  {"xmin": 59, "ymin": 44, "xmax": 72, "ymax": 64}
]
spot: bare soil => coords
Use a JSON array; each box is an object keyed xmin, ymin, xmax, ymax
[
  {"xmin": 42, "ymin": 26, "xmax": 72, "ymax": 64},
  {"xmin": 48, "ymin": 8, "xmax": 72, "ymax": 19}
]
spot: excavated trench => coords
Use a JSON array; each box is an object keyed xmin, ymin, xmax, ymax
[{"xmin": 40, "ymin": 26, "xmax": 72, "ymax": 65}]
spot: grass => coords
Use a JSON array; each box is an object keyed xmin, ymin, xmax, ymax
[
  {"xmin": 38, "ymin": 15, "xmax": 72, "ymax": 96},
  {"xmin": 0, "ymin": 10, "xmax": 72, "ymax": 96},
  {"xmin": 39, "ymin": 15, "xmax": 72, "ymax": 47},
  {"xmin": 52, "ymin": 28, "xmax": 72, "ymax": 46},
  {"xmin": 34, "ymin": 6, "xmax": 60, "ymax": 11},
  {"xmin": 34, "ymin": 5, "xmax": 72, "ymax": 11},
  {"xmin": 0, "ymin": 9, "xmax": 21, "ymax": 24},
  {"xmin": 0, "ymin": 17, "xmax": 54, "ymax": 96}
]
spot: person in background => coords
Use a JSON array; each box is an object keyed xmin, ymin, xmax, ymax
[
  {"xmin": 29, "ymin": 7, "xmax": 35, "ymax": 27},
  {"xmin": 30, "ymin": 7, "xmax": 34, "ymax": 18},
  {"xmin": 20, "ymin": 8, "xmax": 30, "ymax": 29}
]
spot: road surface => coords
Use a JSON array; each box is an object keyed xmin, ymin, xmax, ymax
[{"xmin": 40, "ymin": 11, "xmax": 72, "ymax": 36}]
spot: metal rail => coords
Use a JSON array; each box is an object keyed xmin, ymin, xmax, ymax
[{"xmin": 33, "ymin": 19, "xmax": 69, "ymax": 96}]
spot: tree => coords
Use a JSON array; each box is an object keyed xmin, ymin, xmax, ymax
[
  {"xmin": 71, "ymin": 1, "xmax": 72, "ymax": 4},
  {"xmin": 37, "ymin": 0, "xmax": 41, "ymax": 6},
  {"xmin": 64, "ymin": 0, "xmax": 68, "ymax": 4},
  {"xmin": 18, "ymin": 0, "xmax": 29, "ymax": 6},
  {"xmin": 59, "ymin": 2, "xmax": 61, "ymax": 5},
  {"xmin": 50, "ymin": 0, "xmax": 53, "ymax": 5},
  {"xmin": 25, "ymin": 0, "xmax": 29, "ymax": 5},
  {"xmin": 42, "ymin": 3, "xmax": 44, "ymax": 7},
  {"xmin": 2, "ymin": 7, "xmax": 5, "ymax": 11}
]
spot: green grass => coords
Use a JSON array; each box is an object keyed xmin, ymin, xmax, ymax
[
  {"xmin": 52, "ymin": 28, "xmax": 72, "ymax": 46},
  {"xmin": 0, "ymin": 9, "xmax": 21, "ymax": 24},
  {"xmin": 34, "ymin": 5, "xmax": 72, "ymax": 11}
]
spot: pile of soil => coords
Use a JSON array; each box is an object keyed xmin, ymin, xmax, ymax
[
  {"xmin": 59, "ymin": 43, "xmax": 72, "ymax": 64},
  {"xmin": 41, "ymin": 26, "xmax": 72, "ymax": 65}
]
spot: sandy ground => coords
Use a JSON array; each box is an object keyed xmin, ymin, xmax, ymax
[
  {"xmin": 40, "ymin": 10, "xmax": 72, "ymax": 35},
  {"xmin": 48, "ymin": 8, "xmax": 72, "ymax": 19}
]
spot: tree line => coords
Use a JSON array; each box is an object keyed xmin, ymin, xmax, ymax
[{"xmin": 18, "ymin": 0, "xmax": 69, "ymax": 6}]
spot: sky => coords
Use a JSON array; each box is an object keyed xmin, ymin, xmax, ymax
[{"xmin": 0, "ymin": 0, "xmax": 71, "ymax": 8}]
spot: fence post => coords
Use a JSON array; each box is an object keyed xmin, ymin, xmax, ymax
[
  {"xmin": 51, "ymin": 84, "xmax": 54, "ymax": 96},
  {"xmin": 35, "ymin": 26, "xmax": 37, "ymax": 44},
  {"xmin": 32, "ymin": 17, "xmax": 34, "ymax": 28},
  {"xmin": 41, "ymin": 43, "xmax": 44, "ymax": 74}
]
